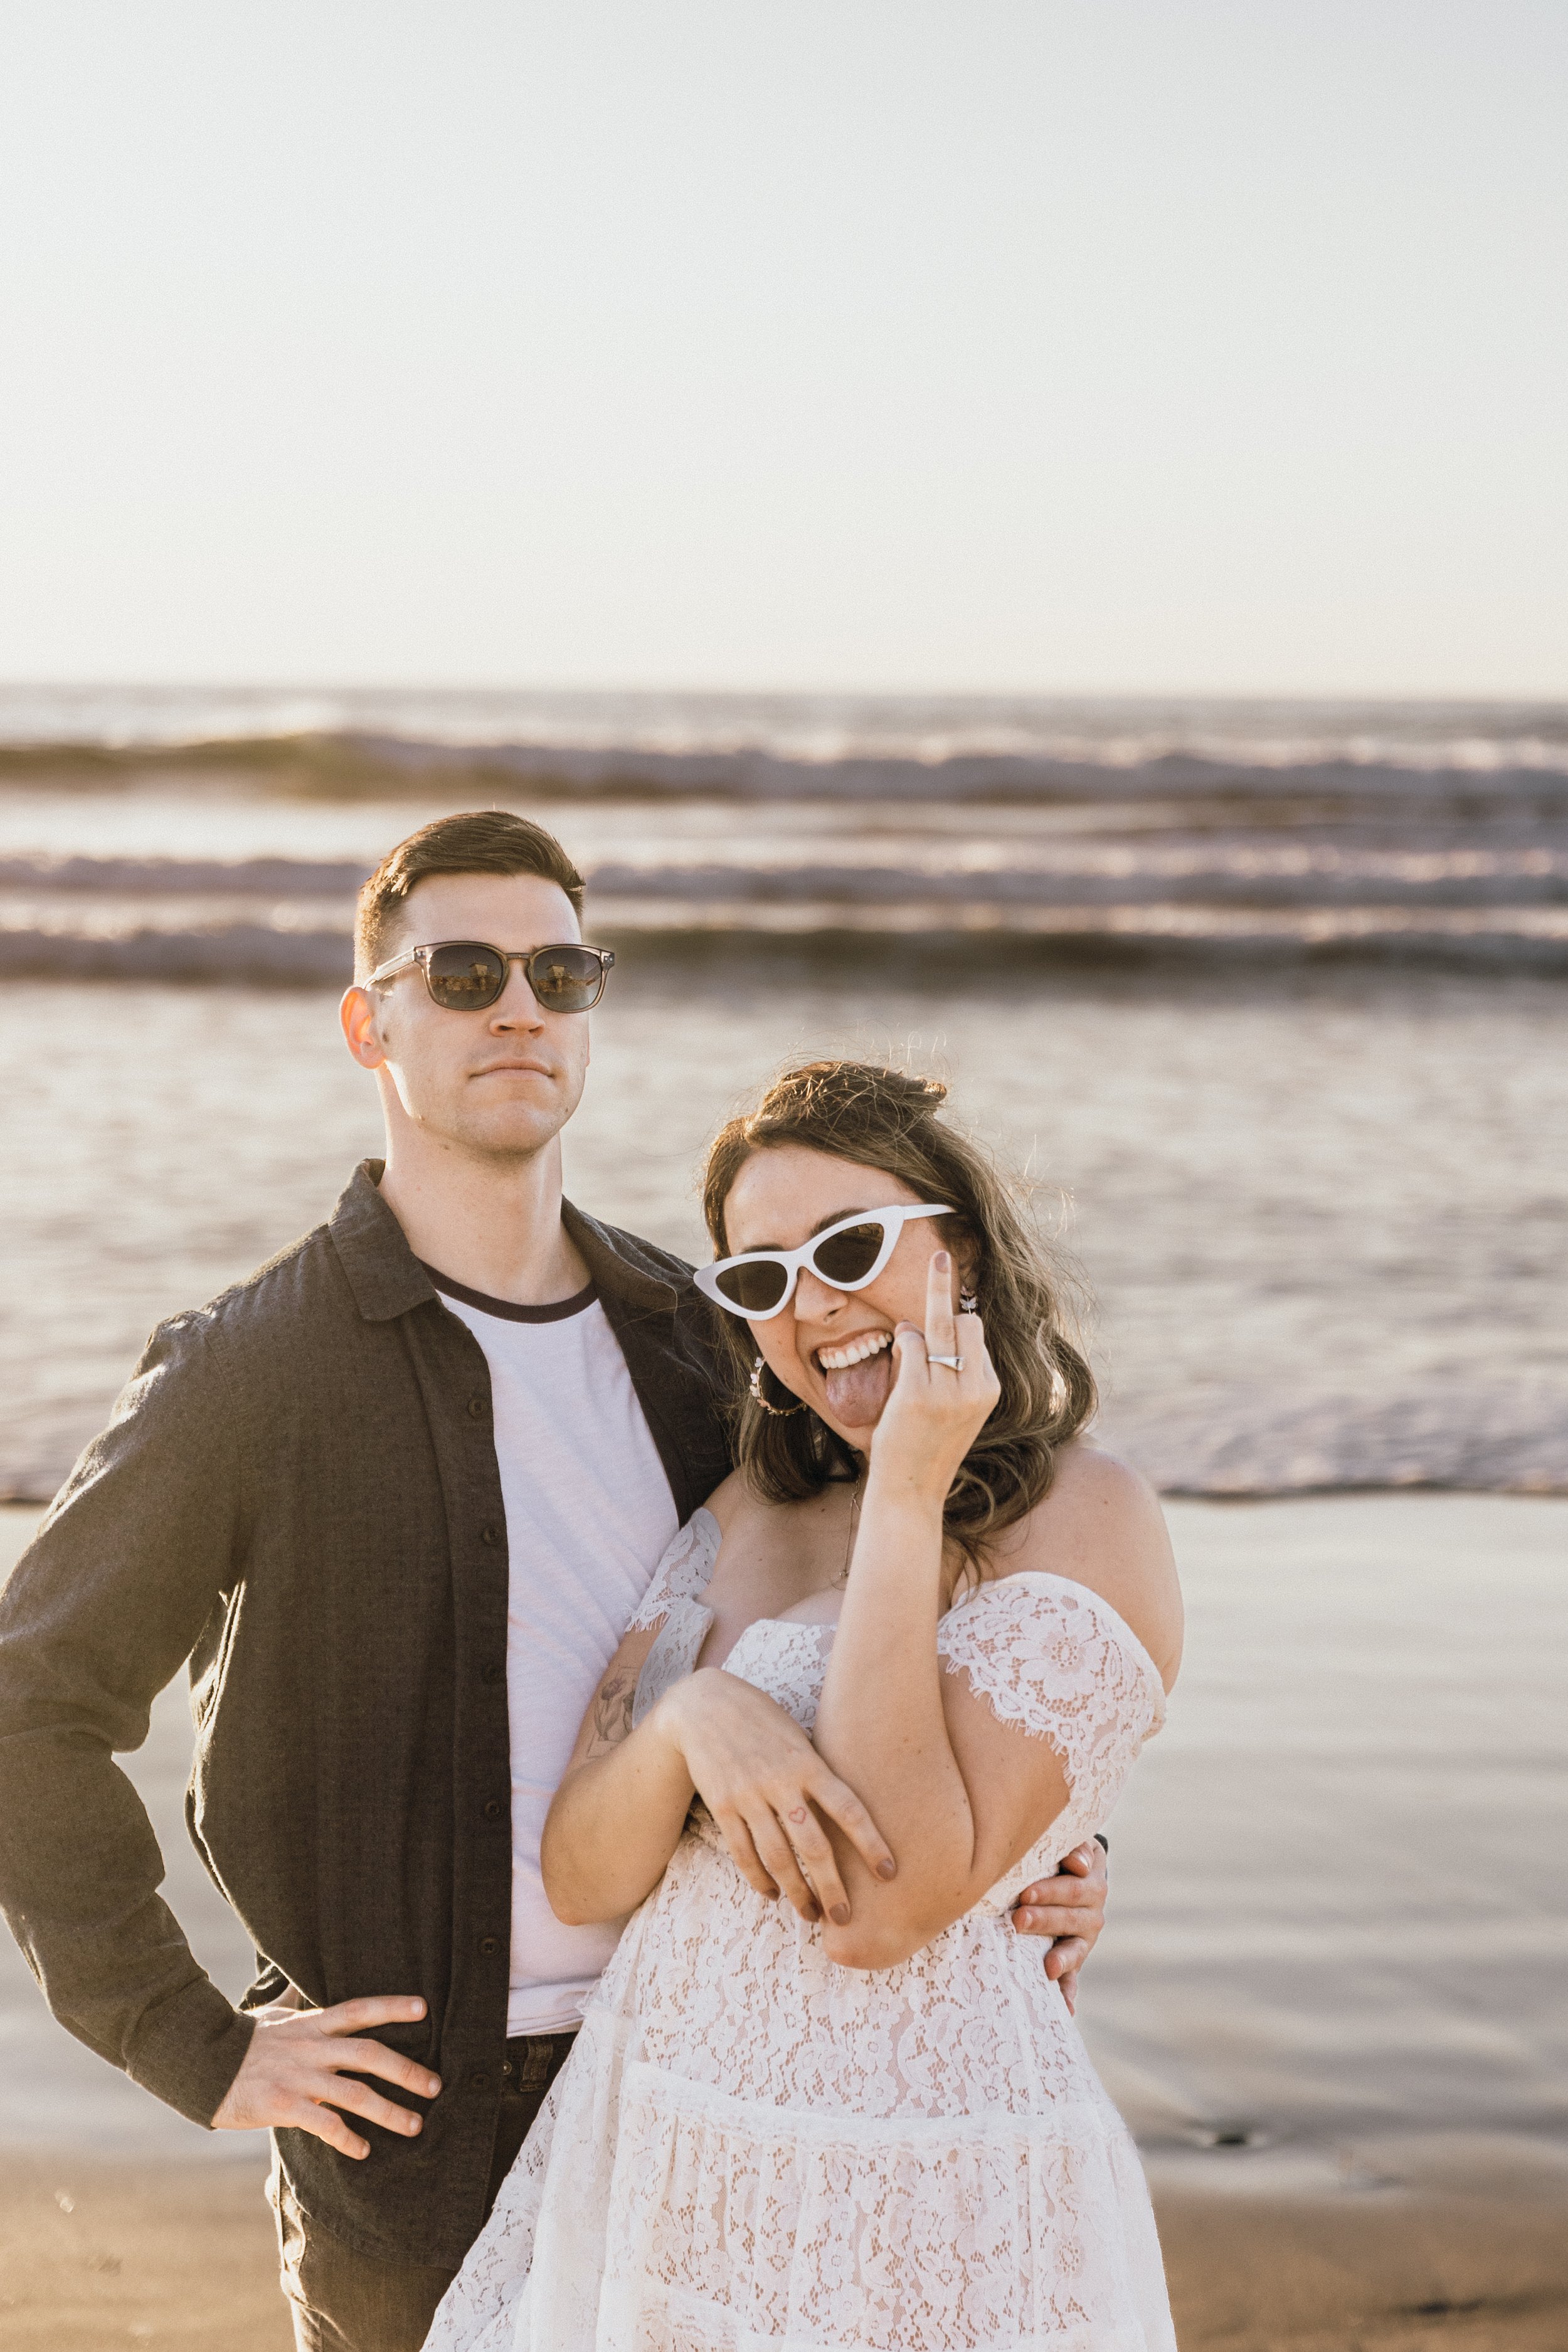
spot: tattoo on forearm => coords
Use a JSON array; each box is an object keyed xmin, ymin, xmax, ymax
[{"xmin": 586, "ymin": 1670, "xmax": 637, "ymax": 1758}]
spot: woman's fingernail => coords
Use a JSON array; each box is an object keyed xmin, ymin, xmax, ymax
[
  {"xmin": 1015, "ymin": 1909, "xmax": 1034, "ymax": 1929},
  {"xmin": 876, "ymin": 1858, "xmax": 897, "ymax": 1880},
  {"xmin": 935, "ymin": 1251, "xmax": 950, "ymax": 1269},
  {"xmin": 829, "ymin": 1903, "xmax": 850, "ymax": 1926}
]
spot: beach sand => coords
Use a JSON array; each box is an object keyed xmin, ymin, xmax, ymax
[
  {"xmin": 0, "ymin": 2153, "xmax": 286, "ymax": 2351},
  {"xmin": 2, "ymin": 1495, "xmax": 1564, "ymax": 2350},
  {"xmin": 4, "ymin": 2145, "xmax": 1563, "ymax": 2352},
  {"xmin": 1156, "ymin": 2151, "xmax": 1568, "ymax": 2351}
]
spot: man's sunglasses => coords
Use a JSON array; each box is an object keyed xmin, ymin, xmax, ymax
[
  {"xmin": 366, "ymin": 940, "xmax": 615, "ymax": 1014},
  {"xmin": 694, "ymin": 1203, "xmax": 953, "ymax": 1322}
]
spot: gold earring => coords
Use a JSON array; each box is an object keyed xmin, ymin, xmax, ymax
[{"xmin": 750, "ymin": 1355, "xmax": 805, "ymax": 1417}]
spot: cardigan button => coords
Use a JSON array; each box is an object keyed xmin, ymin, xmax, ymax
[
  {"xmin": 477, "ymin": 1934, "xmax": 501, "ymax": 1957},
  {"xmin": 480, "ymin": 1525, "xmax": 502, "ymax": 1548},
  {"xmin": 469, "ymin": 2069, "xmax": 489, "ymax": 2090},
  {"xmin": 482, "ymin": 1796, "xmax": 506, "ymax": 1821},
  {"xmin": 482, "ymin": 1663, "xmax": 505, "ymax": 1686},
  {"xmin": 467, "ymin": 1396, "xmax": 486, "ymax": 1421}
]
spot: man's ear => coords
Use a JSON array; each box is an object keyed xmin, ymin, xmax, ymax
[{"xmin": 340, "ymin": 984, "xmax": 388, "ymax": 1072}]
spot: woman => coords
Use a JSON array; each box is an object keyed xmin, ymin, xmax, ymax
[{"xmin": 427, "ymin": 1060, "xmax": 1182, "ymax": 2351}]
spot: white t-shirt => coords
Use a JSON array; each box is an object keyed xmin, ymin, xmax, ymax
[{"xmin": 428, "ymin": 1268, "xmax": 680, "ymax": 2037}]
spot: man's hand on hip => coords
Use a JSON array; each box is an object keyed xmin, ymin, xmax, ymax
[
  {"xmin": 1008, "ymin": 1841, "xmax": 1107, "ymax": 2014},
  {"xmin": 212, "ymin": 1994, "xmax": 440, "ymax": 2160}
]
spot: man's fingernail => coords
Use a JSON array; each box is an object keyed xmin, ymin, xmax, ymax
[
  {"xmin": 426, "ymin": 2077, "xmax": 442, "ymax": 2095},
  {"xmin": 876, "ymin": 1858, "xmax": 897, "ymax": 1880},
  {"xmin": 829, "ymin": 1903, "xmax": 850, "ymax": 1926}
]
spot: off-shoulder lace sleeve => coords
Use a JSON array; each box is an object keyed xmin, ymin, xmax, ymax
[
  {"xmin": 936, "ymin": 1571, "xmax": 1166, "ymax": 1833},
  {"xmin": 625, "ymin": 1509, "xmax": 721, "ymax": 1634}
]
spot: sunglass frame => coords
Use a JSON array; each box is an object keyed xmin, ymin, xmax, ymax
[
  {"xmin": 694, "ymin": 1202, "xmax": 955, "ymax": 1322},
  {"xmin": 366, "ymin": 939, "xmax": 615, "ymax": 1012}
]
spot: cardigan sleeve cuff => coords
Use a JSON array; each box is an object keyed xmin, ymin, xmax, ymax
[{"xmin": 125, "ymin": 1974, "xmax": 258, "ymax": 2128}]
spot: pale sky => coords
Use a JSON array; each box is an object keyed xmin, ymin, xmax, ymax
[{"xmin": 1, "ymin": 2, "xmax": 1563, "ymax": 697}]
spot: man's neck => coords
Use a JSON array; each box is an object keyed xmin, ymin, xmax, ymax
[{"xmin": 376, "ymin": 1131, "xmax": 591, "ymax": 1308}]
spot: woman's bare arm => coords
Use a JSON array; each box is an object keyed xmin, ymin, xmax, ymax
[
  {"xmin": 811, "ymin": 1254, "xmax": 1179, "ymax": 1971},
  {"xmin": 539, "ymin": 1623, "xmax": 699, "ymax": 1925},
  {"xmin": 541, "ymin": 1571, "xmax": 898, "ymax": 1932}
]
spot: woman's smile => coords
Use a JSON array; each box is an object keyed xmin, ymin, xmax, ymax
[{"xmin": 814, "ymin": 1330, "xmax": 891, "ymax": 1372}]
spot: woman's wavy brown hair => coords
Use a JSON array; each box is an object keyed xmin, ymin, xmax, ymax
[{"xmin": 701, "ymin": 1059, "xmax": 1096, "ymax": 1564}]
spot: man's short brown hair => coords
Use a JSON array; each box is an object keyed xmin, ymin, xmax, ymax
[{"xmin": 355, "ymin": 810, "xmax": 586, "ymax": 979}]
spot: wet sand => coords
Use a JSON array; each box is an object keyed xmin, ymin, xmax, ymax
[{"xmin": 2, "ymin": 1495, "xmax": 1565, "ymax": 2348}]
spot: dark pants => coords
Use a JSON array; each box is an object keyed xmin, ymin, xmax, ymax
[{"xmin": 273, "ymin": 2032, "xmax": 576, "ymax": 2352}]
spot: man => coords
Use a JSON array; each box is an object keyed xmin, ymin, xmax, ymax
[{"xmin": 0, "ymin": 811, "xmax": 1108, "ymax": 2352}]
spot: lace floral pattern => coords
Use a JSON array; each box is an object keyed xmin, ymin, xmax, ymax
[
  {"xmin": 629, "ymin": 1512, "xmax": 722, "ymax": 1729},
  {"xmin": 722, "ymin": 1616, "xmax": 835, "ymax": 1726},
  {"xmin": 426, "ymin": 1530, "xmax": 1173, "ymax": 2352},
  {"xmin": 627, "ymin": 1510, "xmax": 722, "ymax": 1634},
  {"xmin": 936, "ymin": 1574, "xmax": 1167, "ymax": 1913}
]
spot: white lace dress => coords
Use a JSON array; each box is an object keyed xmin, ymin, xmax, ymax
[{"xmin": 426, "ymin": 1509, "xmax": 1173, "ymax": 2352}]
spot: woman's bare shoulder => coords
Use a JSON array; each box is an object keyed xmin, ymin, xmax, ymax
[
  {"xmin": 701, "ymin": 1469, "xmax": 854, "ymax": 1544},
  {"xmin": 990, "ymin": 1442, "xmax": 1183, "ymax": 1689},
  {"xmin": 700, "ymin": 1468, "xmax": 755, "ymax": 1537}
]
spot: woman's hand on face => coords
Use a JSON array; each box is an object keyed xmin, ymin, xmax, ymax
[
  {"xmin": 656, "ymin": 1668, "xmax": 896, "ymax": 1926},
  {"xmin": 869, "ymin": 1250, "xmax": 1000, "ymax": 1500}
]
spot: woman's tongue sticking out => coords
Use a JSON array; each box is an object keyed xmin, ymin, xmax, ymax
[{"xmin": 819, "ymin": 1335, "xmax": 894, "ymax": 1428}]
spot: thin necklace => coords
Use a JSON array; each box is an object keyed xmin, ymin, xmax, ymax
[{"xmin": 833, "ymin": 1477, "xmax": 864, "ymax": 1589}]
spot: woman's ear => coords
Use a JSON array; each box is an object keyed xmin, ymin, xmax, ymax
[{"xmin": 946, "ymin": 1227, "xmax": 982, "ymax": 1306}]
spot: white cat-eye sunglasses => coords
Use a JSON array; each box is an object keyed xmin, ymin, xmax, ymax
[{"xmin": 694, "ymin": 1203, "xmax": 953, "ymax": 1322}]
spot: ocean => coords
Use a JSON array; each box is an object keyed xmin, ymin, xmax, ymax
[
  {"xmin": 2, "ymin": 688, "xmax": 1565, "ymax": 1503},
  {"xmin": 5, "ymin": 686, "xmax": 1568, "ymax": 975}
]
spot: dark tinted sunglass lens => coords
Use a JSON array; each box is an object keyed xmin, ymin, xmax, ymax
[
  {"xmin": 426, "ymin": 944, "xmax": 507, "ymax": 1008},
  {"xmin": 812, "ymin": 1222, "xmax": 887, "ymax": 1287},
  {"xmin": 527, "ymin": 946, "xmax": 603, "ymax": 1010},
  {"xmin": 716, "ymin": 1259, "xmax": 789, "ymax": 1314}
]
